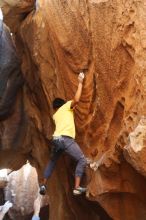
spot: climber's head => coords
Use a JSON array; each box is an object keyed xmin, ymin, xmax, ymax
[{"xmin": 52, "ymin": 98, "xmax": 66, "ymax": 110}]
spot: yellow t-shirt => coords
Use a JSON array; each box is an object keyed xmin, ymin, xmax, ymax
[{"xmin": 53, "ymin": 100, "xmax": 75, "ymax": 139}]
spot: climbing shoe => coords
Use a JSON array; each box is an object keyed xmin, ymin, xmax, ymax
[
  {"xmin": 39, "ymin": 185, "xmax": 46, "ymax": 195},
  {"xmin": 73, "ymin": 186, "xmax": 87, "ymax": 196}
]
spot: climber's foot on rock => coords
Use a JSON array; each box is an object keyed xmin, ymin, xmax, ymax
[{"xmin": 73, "ymin": 186, "xmax": 87, "ymax": 196}]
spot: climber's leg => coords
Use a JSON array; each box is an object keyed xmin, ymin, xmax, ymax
[
  {"xmin": 39, "ymin": 138, "xmax": 64, "ymax": 195},
  {"xmin": 44, "ymin": 149, "xmax": 63, "ymax": 179},
  {"xmin": 62, "ymin": 136, "xmax": 87, "ymax": 195}
]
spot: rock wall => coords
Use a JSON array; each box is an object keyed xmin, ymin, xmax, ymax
[
  {"xmin": 0, "ymin": 0, "xmax": 146, "ymax": 220},
  {"xmin": 0, "ymin": 18, "xmax": 26, "ymax": 170}
]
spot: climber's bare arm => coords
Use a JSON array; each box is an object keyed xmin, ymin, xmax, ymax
[{"xmin": 71, "ymin": 72, "xmax": 84, "ymax": 108}]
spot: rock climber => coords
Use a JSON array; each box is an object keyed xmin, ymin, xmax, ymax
[{"xmin": 39, "ymin": 72, "xmax": 87, "ymax": 196}]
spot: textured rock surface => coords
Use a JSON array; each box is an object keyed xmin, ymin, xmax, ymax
[
  {"xmin": 0, "ymin": 19, "xmax": 26, "ymax": 171},
  {"xmin": 0, "ymin": 0, "xmax": 146, "ymax": 219},
  {"xmin": 124, "ymin": 116, "xmax": 146, "ymax": 177},
  {"xmin": 5, "ymin": 164, "xmax": 49, "ymax": 220}
]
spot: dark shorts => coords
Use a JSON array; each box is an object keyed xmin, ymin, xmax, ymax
[{"xmin": 44, "ymin": 136, "xmax": 86, "ymax": 178}]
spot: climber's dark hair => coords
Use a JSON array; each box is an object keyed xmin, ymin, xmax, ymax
[{"xmin": 52, "ymin": 98, "xmax": 66, "ymax": 109}]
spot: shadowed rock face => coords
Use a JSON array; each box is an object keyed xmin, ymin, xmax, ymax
[
  {"xmin": 0, "ymin": 0, "xmax": 146, "ymax": 219},
  {"xmin": 0, "ymin": 20, "xmax": 27, "ymax": 170},
  {"xmin": 0, "ymin": 20, "xmax": 23, "ymax": 121}
]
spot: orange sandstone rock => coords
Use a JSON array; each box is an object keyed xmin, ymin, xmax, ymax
[{"xmin": 0, "ymin": 0, "xmax": 146, "ymax": 219}]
